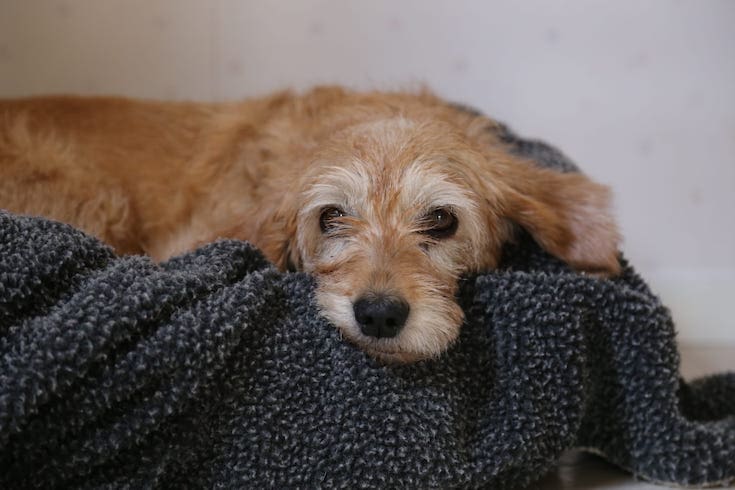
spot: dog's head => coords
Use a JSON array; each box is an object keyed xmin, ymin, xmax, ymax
[{"xmin": 256, "ymin": 96, "xmax": 619, "ymax": 363}]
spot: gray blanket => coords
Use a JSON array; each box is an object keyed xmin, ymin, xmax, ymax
[{"xmin": 1, "ymin": 129, "xmax": 733, "ymax": 489}]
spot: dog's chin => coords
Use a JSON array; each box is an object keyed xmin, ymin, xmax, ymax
[
  {"xmin": 337, "ymin": 328, "xmax": 437, "ymax": 364},
  {"xmin": 340, "ymin": 319, "xmax": 463, "ymax": 364},
  {"xmin": 362, "ymin": 348, "xmax": 429, "ymax": 364}
]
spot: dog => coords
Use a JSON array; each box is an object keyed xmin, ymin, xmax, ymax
[{"xmin": 0, "ymin": 86, "xmax": 620, "ymax": 362}]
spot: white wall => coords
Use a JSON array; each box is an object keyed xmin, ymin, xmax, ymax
[{"xmin": 1, "ymin": 0, "xmax": 733, "ymax": 342}]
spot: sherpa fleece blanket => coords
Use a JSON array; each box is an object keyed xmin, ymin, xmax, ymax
[{"xmin": 1, "ymin": 128, "xmax": 734, "ymax": 490}]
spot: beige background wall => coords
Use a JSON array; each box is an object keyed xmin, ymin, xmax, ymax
[{"xmin": 1, "ymin": 0, "xmax": 733, "ymax": 342}]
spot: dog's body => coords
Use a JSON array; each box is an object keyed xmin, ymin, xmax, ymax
[
  {"xmin": 0, "ymin": 86, "xmax": 620, "ymax": 362},
  {"xmin": 0, "ymin": 91, "xmax": 313, "ymax": 260}
]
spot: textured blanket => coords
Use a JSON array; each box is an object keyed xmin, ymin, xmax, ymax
[{"xmin": 1, "ymin": 128, "xmax": 734, "ymax": 489}]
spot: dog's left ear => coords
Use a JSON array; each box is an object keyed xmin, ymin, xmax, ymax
[{"xmin": 493, "ymin": 157, "xmax": 621, "ymax": 276}]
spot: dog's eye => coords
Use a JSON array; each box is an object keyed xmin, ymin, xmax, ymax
[
  {"xmin": 319, "ymin": 206, "xmax": 346, "ymax": 233},
  {"xmin": 420, "ymin": 208, "xmax": 458, "ymax": 239}
]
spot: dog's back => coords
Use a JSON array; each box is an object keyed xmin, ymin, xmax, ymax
[{"xmin": 0, "ymin": 96, "xmax": 218, "ymax": 254}]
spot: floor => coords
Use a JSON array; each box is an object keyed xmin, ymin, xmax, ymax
[{"xmin": 526, "ymin": 344, "xmax": 735, "ymax": 490}]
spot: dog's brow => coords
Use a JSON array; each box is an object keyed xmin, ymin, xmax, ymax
[
  {"xmin": 301, "ymin": 163, "xmax": 371, "ymax": 216},
  {"xmin": 400, "ymin": 161, "xmax": 477, "ymax": 215}
]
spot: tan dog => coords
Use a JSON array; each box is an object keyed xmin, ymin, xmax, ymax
[{"xmin": 0, "ymin": 86, "xmax": 620, "ymax": 362}]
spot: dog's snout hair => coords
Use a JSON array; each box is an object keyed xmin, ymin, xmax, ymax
[{"xmin": 0, "ymin": 86, "xmax": 620, "ymax": 364}]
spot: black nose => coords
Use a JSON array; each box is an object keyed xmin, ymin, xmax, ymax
[{"xmin": 353, "ymin": 294, "xmax": 410, "ymax": 339}]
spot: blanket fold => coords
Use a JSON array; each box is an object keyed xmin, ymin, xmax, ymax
[{"xmin": 1, "ymin": 131, "xmax": 733, "ymax": 489}]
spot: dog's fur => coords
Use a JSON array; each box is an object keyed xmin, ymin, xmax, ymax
[{"xmin": 0, "ymin": 86, "xmax": 620, "ymax": 362}]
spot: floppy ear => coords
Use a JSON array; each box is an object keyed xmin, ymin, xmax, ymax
[
  {"xmin": 203, "ymin": 196, "xmax": 300, "ymax": 272},
  {"xmin": 253, "ymin": 200, "xmax": 301, "ymax": 271},
  {"xmin": 495, "ymin": 158, "xmax": 621, "ymax": 275}
]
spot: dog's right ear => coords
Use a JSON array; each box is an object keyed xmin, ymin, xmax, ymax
[
  {"xmin": 205, "ymin": 195, "xmax": 300, "ymax": 271},
  {"xmin": 253, "ymin": 198, "xmax": 301, "ymax": 272}
]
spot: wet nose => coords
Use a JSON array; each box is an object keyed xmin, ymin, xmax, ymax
[{"xmin": 353, "ymin": 294, "xmax": 410, "ymax": 339}]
